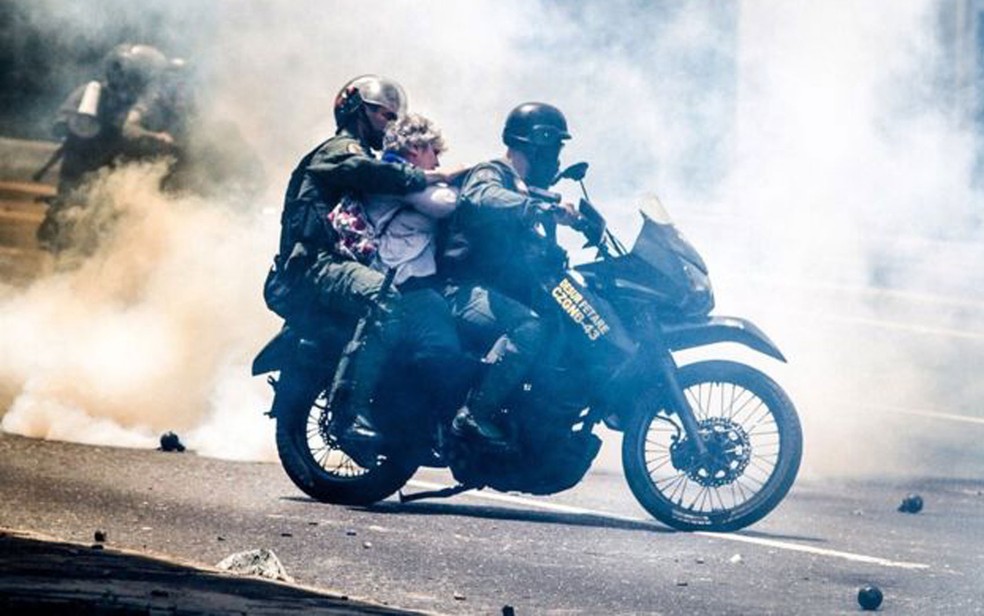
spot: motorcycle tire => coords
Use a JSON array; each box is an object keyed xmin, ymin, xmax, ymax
[
  {"xmin": 275, "ymin": 370, "xmax": 417, "ymax": 506},
  {"xmin": 622, "ymin": 360, "xmax": 802, "ymax": 532}
]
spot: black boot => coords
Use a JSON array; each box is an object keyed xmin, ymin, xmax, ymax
[
  {"xmin": 336, "ymin": 409, "xmax": 382, "ymax": 468},
  {"xmin": 332, "ymin": 327, "xmax": 389, "ymax": 466},
  {"xmin": 449, "ymin": 333, "xmax": 536, "ymax": 449},
  {"xmin": 451, "ymin": 403, "xmax": 509, "ymax": 449},
  {"xmin": 337, "ymin": 409, "xmax": 381, "ymax": 445}
]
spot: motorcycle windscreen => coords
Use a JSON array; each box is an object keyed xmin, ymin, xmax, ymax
[
  {"xmin": 627, "ymin": 210, "xmax": 714, "ymax": 318},
  {"xmin": 632, "ymin": 207, "xmax": 708, "ymax": 275}
]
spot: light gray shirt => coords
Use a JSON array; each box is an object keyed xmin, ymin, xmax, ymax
[{"xmin": 364, "ymin": 184, "xmax": 458, "ymax": 285}]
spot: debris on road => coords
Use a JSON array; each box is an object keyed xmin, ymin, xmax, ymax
[
  {"xmin": 216, "ymin": 548, "xmax": 293, "ymax": 583},
  {"xmin": 362, "ymin": 541, "xmax": 373, "ymax": 549},
  {"xmin": 502, "ymin": 606, "xmax": 516, "ymax": 616},
  {"xmin": 898, "ymin": 493, "xmax": 924, "ymax": 513},
  {"xmin": 729, "ymin": 553, "xmax": 743, "ymax": 564},
  {"xmin": 1, "ymin": 528, "xmax": 403, "ymax": 613},
  {"xmin": 857, "ymin": 584, "xmax": 884, "ymax": 610},
  {"xmin": 159, "ymin": 431, "xmax": 186, "ymax": 452},
  {"xmin": 93, "ymin": 530, "xmax": 106, "ymax": 543}
]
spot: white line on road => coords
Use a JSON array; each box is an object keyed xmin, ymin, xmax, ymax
[
  {"xmin": 857, "ymin": 404, "xmax": 984, "ymax": 426},
  {"xmin": 406, "ymin": 480, "xmax": 930, "ymax": 571},
  {"xmin": 739, "ymin": 274, "xmax": 984, "ymax": 311},
  {"xmin": 818, "ymin": 313, "xmax": 984, "ymax": 341}
]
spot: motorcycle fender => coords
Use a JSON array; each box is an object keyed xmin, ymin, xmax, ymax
[
  {"xmin": 251, "ymin": 327, "xmax": 297, "ymax": 375},
  {"xmin": 661, "ymin": 316, "xmax": 787, "ymax": 362}
]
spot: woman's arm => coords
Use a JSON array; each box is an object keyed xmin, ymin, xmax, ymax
[{"xmin": 403, "ymin": 184, "xmax": 458, "ymax": 219}]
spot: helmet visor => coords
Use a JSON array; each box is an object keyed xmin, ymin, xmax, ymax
[{"xmin": 527, "ymin": 123, "xmax": 571, "ymax": 148}]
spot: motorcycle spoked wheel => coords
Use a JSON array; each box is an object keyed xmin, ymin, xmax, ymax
[
  {"xmin": 275, "ymin": 375, "xmax": 417, "ymax": 506},
  {"xmin": 622, "ymin": 360, "xmax": 802, "ymax": 532}
]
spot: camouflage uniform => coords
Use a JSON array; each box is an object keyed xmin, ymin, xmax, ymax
[
  {"xmin": 268, "ymin": 126, "xmax": 428, "ymax": 428},
  {"xmin": 272, "ymin": 126, "xmax": 426, "ymax": 318}
]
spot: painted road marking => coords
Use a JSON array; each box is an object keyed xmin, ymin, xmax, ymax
[
  {"xmin": 859, "ymin": 404, "xmax": 984, "ymax": 426},
  {"xmin": 739, "ymin": 274, "xmax": 984, "ymax": 311},
  {"xmin": 405, "ymin": 480, "xmax": 930, "ymax": 571},
  {"xmin": 817, "ymin": 313, "xmax": 984, "ymax": 341}
]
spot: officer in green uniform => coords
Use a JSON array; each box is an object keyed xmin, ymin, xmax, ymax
[
  {"xmin": 267, "ymin": 74, "xmax": 452, "ymax": 452},
  {"xmin": 440, "ymin": 102, "xmax": 579, "ymax": 448}
]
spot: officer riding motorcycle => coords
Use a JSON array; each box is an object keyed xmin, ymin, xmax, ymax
[{"xmin": 442, "ymin": 102, "xmax": 579, "ymax": 449}]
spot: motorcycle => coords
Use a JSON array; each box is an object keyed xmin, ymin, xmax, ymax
[{"xmin": 252, "ymin": 162, "xmax": 802, "ymax": 532}]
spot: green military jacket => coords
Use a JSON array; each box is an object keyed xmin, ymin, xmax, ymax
[{"xmin": 277, "ymin": 128, "xmax": 427, "ymax": 259}]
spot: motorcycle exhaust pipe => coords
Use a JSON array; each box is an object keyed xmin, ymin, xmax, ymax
[{"xmin": 67, "ymin": 81, "xmax": 102, "ymax": 139}]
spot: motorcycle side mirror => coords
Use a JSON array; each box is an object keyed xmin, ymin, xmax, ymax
[{"xmin": 552, "ymin": 161, "xmax": 589, "ymax": 185}]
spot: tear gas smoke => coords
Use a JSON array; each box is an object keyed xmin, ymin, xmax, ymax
[
  {"xmin": 708, "ymin": 0, "xmax": 984, "ymax": 478},
  {"xmin": 1, "ymin": 0, "xmax": 981, "ymax": 478},
  {"xmin": 0, "ymin": 162, "xmax": 278, "ymax": 460}
]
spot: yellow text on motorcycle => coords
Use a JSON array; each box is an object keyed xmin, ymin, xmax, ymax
[{"xmin": 552, "ymin": 278, "xmax": 611, "ymax": 341}]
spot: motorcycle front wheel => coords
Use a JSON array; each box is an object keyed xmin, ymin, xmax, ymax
[
  {"xmin": 275, "ymin": 371, "xmax": 417, "ymax": 506},
  {"xmin": 622, "ymin": 360, "xmax": 802, "ymax": 532}
]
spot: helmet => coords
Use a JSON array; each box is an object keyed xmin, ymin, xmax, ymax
[
  {"xmin": 502, "ymin": 102, "xmax": 571, "ymax": 187},
  {"xmin": 333, "ymin": 74, "xmax": 408, "ymax": 128},
  {"xmin": 103, "ymin": 43, "xmax": 168, "ymax": 95},
  {"xmin": 502, "ymin": 102, "xmax": 571, "ymax": 150},
  {"xmin": 159, "ymin": 58, "xmax": 190, "ymax": 93}
]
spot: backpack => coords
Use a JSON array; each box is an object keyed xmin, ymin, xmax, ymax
[{"xmin": 263, "ymin": 139, "xmax": 332, "ymax": 318}]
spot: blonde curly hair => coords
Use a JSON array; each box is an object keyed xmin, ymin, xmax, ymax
[{"xmin": 383, "ymin": 113, "xmax": 447, "ymax": 155}]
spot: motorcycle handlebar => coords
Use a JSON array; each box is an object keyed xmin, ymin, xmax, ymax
[{"xmin": 527, "ymin": 186, "xmax": 562, "ymax": 204}]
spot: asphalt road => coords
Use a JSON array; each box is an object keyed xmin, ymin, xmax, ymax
[{"xmin": 1, "ymin": 432, "xmax": 982, "ymax": 615}]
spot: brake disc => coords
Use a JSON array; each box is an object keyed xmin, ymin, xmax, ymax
[{"xmin": 671, "ymin": 417, "xmax": 752, "ymax": 487}]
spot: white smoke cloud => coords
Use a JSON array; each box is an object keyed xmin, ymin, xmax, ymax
[
  {"xmin": 2, "ymin": 0, "xmax": 982, "ymax": 478},
  {"xmin": 705, "ymin": 0, "xmax": 984, "ymax": 478},
  {"xmin": 0, "ymin": 161, "xmax": 278, "ymax": 460}
]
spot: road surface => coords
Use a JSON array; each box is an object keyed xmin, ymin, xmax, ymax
[{"xmin": 1, "ymin": 432, "xmax": 982, "ymax": 615}]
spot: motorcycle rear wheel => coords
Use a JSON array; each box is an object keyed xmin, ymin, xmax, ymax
[
  {"xmin": 275, "ymin": 373, "xmax": 417, "ymax": 506},
  {"xmin": 622, "ymin": 360, "xmax": 802, "ymax": 532}
]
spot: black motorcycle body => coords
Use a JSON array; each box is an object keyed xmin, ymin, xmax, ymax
[{"xmin": 253, "ymin": 171, "xmax": 802, "ymax": 532}]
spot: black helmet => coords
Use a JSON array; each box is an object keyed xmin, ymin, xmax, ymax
[
  {"xmin": 503, "ymin": 102, "xmax": 570, "ymax": 187},
  {"xmin": 502, "ymin": 102, "xmax": 571, "ymax": 150},
  {"xmin": 333, "ymin": 74, "xmax": 408, "ymax": 128}
]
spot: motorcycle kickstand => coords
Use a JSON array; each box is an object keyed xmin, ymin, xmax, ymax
[{"xmin": 398, "ymin": 483, "xmax": 475, "ymax": 504}]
